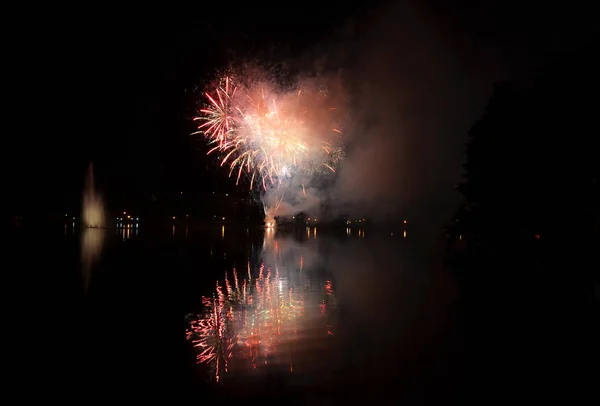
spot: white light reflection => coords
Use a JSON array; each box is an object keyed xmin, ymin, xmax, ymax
[{"xmin": 81, "ymin": 228, "xmax": 106, "ymax": 292}]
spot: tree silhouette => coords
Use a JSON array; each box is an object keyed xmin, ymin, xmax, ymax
[
  {"xmin": 455, "ymin": 46, "xmax": 599, "ymax": 252},
  {"xmin": 450, "ymin": 42, "xmax": 599, "ymax": 401}
]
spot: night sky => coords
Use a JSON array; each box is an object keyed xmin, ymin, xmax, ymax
[
  {"xmin": 7, "ymin": 1, "xmax": 595, "ymax": 215},
  {"xmin": 5, "ymin": 4, "xmax": 597, "ymax": 401}
]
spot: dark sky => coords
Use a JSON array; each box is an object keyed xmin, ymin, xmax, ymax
[{"xmin": 7, "ymin": 1, "xmax": 595, "ymax": 214}]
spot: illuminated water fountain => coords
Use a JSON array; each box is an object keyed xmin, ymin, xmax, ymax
[
  {"xmin": 82, "ymin": 162, "xmax": 106, "ymax": 228},
  {"xmin": 80, "ymin": 162, "xmax": 107, "ymax": 291}
]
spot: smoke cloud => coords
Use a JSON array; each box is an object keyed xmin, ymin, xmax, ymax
[{"xmin": 283, "ymin": 0, "xmax": 502, "ymax": 231}]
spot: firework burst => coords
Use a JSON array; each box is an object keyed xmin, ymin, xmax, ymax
[{"xmin": 194, "ymin": 69, "xmax": 346, "ymax": 193}]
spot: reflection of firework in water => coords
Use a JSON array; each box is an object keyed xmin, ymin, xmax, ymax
[
  {"xmin": 186, "ymin": 260, "xmax": 337, "ymax": 383},
  {"xmin": 194, "ymin": 68, "xmax": 346, "ymax": 219}
]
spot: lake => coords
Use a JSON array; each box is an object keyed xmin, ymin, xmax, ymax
[{"xmin": 11, "ymin": 223, "xmax": 463, "ymax": 404}]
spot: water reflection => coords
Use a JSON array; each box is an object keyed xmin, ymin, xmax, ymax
[
  {"xmin": 116, "ymin": 223, "xmax": 138, "ymax": 241},
  {"xmin": 187, "ymin": 231, "xmax": 337, "ymax": 384},
  {"xmin": 66, "ymin": 221, "xmax": 460, "ymax": 401},
  {"xmin": 65, "ymin": 223, "xmax": 76, "ymax": 236},
  {"xmin": 80, "ymin": 227, "xmax": 106, "ymax": 291}
]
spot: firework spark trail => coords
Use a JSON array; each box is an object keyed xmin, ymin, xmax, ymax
[
  {"xmin": 193, "ymin": 76, "xmax": 236, "ymax": 149},
  {"xmin": 194, "ymin": 69, "xmax": 346, "ymax": 213}
]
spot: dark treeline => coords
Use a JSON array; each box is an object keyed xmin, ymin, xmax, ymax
[{"xmin": 447, "ymin": 39, "xmax": 599, "ymax": 401}]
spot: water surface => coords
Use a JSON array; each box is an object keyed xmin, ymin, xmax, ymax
[{"xmin": 14, "ymin": 223, "xmax": 462, "ymax": 403}]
